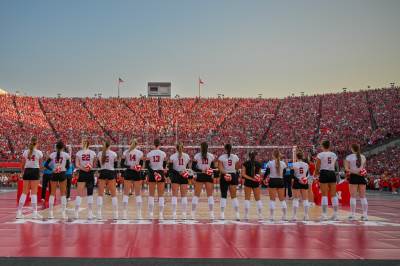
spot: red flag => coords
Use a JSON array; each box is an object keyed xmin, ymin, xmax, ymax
[
  {"xmin": 118, "ymin": 78, "xmax": 124, "ymax": 83},
  {"xmin": 199, "ymin": 78, "xmax": 204, "ymax": 85}
]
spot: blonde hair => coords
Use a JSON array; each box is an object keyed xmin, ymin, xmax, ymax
[
  {"xmin": 129, "ymin": 138, "xmax": 138, "ymax": 152},
  {"xmin": 273, "ymin": 149, "xmax": 281, "ymax": 174},
  {"xmin": 101, "ymin": 140, "xmax": 110, "ymax": 165},
  {"xmin": 176, "ymin": 142, "xmax": 184, "ymax": 158},
  {"xmin": 28, "ymin": 136, "xmax": 38, "ymax": 159}
]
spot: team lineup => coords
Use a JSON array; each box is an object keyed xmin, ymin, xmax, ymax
[{"xmin": 16, "ymin": 137, "xmax": 368, "ymax": 222}]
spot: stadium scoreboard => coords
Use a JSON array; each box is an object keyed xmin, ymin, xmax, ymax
[{"xmin": 147, "ymin": 82, "xmax": 171, "ymax": 97}]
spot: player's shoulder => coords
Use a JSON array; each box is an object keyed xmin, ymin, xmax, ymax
[{"xmin": 170, "ymin": 152, "xmax": 178, "ymax": 159}]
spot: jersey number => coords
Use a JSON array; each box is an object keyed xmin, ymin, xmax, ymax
[
  {"xmin": 227, "ymin": 159, "xmax": 232, "ymax": 166},
  {"xmin": 299, "ymin": 167, "xmax": 304, "ymax": 174},
  {"xmin": 153, "ymin": 156, "xmax": 160, "ymax": 163},
  {"xmin": 202, "ymin": 158, "xmax": 208, "ymax": 165},
  {"xmin": 327, "ymin": 157, "xmax": 332, "ymax": 164},
  {"xmin": 178, "ymin": 158, "xmax": 184, "ymax": 165},
  {"xmin": 28, "ymin": 155, "xmax": 36, "ymax": 161},
  {"xmin": 82, "ymin": 154, "xmax": 90, "ymax": 161},
  {"xmin": 129, "ymin": 154, "xmax": 136, "ymax": 161}
]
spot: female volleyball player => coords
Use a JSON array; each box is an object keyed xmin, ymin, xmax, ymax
[
  {"xmin": 45, "ymin": 140, "xmax": 71, "ymax": 219},
  {"xmin": 121, "ymin": 138, "xmax": 144, "ymax": 220},
  {"xmin": 168, "ymin": 142, "xmax": 191, "ymax": 219},
  {"xmin": 265, "ymin": 150, "xmax": 287, "ymax": 221},
  {"xmin": 345, "ymin": 144, "xmax": 368, "ymax": 221},
  {"xmin": 241, "ymin": 151, "xmax": 263, "ymax": 220},
  {"xmin": 97, "ymin": 140, "xmax": 118, "ymax": 220},
  {"xmin": 314, "ymin": 140, "xmax": 339, "ymax": 221},
  {"xmin": 292, "ymin": 151, "xmax": 310, "ymax": 221},
  {"xmin": 145, "ymin": 139, "xmax": 167, "ymax": 219},
  {"xmin": 218, "ymin": 143, "xmax": 240, "ymax": 220},
  {"xmin": 74, "ymin": 139, "xmax": 97, "ymax": 219},
  {"xmin": 17, "ymin": 136, "xmax": 43, "ymax": 219},
  {"xmin": 192, "ymin": 142, "xmax": 216, "ymax": 220}
]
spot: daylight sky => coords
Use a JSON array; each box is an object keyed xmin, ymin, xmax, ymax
[{"xmin": 0, "ymin": 0, "xmax": 399, "ymax": 98}]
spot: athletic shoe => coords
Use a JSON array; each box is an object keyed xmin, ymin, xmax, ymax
[
  {"xmin": 209, "ymin": 211, "xmax": 215, "ymax": 220},
  {"xmin": 257, "ymin": 213, "xmax": 264, "ymax": 221},
  {"xmin": 32, "ymin": 212, "xmax": 42, "ymax": 220},
  {"xmin": 172, "ymin": 212, "xmax": 177, "ymax": 220},
  {"xmin": 61, "ymin": 211, "xmax": 68, "ymax": 220},
  {"xmin": 191, "ymin": 212, "xmax": 196, "ymax": 220},
  {"xmin": 348, "ymin": 215, "xmax": 355, "ymax": 221},
  {"xmin": 74, "ymin": 211, "xmax": 79, "ymax": 220},
  {"xmin": 122, "ymin": 210, "xmax": 128, "ymax": 220},
  {"xmin": 148, "ymin": 212, "xmax": 154, "ymax": 219},
  {"xmin": 182, "ymin": 212, "xmax": 187, "ymax": 220},
  {"xmin": 235, "ymin": 212, "xmax": 240, "ymax": 221},
  {"xmin": 97, "ymin": 211, "xmax": 102, "ymax": 220},
  {"xmin": 113, "ymin": 211, "xmax": 119, "ymax": 220},
  {"xmin": 48, "ymin": 210, "xmax": 54, "ymax": 219},
  {"xmin": 361, "ymin": 215, "xmax": 368, "ymax": 221},
  {"xmin": 16, "ymin": 210, "xmax": 24, "ymax": 219},
  {"xmin": 88, "ymin": 211, "xmax": 95, "ymax": 220},
  {"xmin": 320, "ymin": 214, "xmax": 328, "ymax": 221},
  {"xmin": 330, "ymin": 214, "xmax": 339, "ymax": 221},
  {"xmin": 220, "ymin": 212, "xmax": 225, "ymax": 220},
  {"xmin": 159, "ymin": 212, "xmax": 164, "ymax": 220},
  {"xmin": 303, "ymin": 215, "xmax": 309, "ymax": 221}
]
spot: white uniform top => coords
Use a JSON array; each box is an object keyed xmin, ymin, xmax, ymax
[
  {"xmin": 75, "ymin": 149, "xmax": 97, "ymax": 168},
  {"xmin": 317, "ymin": 151, "xmax": 337, "ymax": 171},
  {"xmin": 218, "ymin": 153, "xmax": 240, "ymax": 173},
  {"xmin": 22, "ymin": 149, "xmax": 43, "ymax": 168},
  {"xmin": 345, "ymin": 153, "xmax": 367, "ymax": 174},
  {"xmin": 193, "ymin": 152, "xmax": 215, "ymax": 171},
  {"xmin": 123, "ymin": 148, "xmax": 144, "ymax": 167},
  {"xmin": 97, "ymin": 150, "xmax": 118, "ymax": 170},
  {"xmin": 266, "ymin": 160, "xmax": 287, "ymax": 178},
  {"xmin": 146, "ymin": 149, "xmax": 167, "ymax": 170},
  {"xmin": 293, "ymin": 161, "xmax": 309, "ymax": 179},
  {"xmin": 49, "ymin": 151, "xmax": 71, "ymax": 172},
  {"xmin": 170, "ymin": 152, "xmax": 190, "ymax": 172}
]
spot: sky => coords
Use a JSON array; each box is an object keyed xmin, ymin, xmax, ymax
[{"xmin": 0, "ymin": 0, "xmax": 399, "ymax": 98}]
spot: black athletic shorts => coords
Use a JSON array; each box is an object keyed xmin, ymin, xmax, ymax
[
  {"xmin": 269, "ymin": 178, "xmax": 285, "ymax": 188},
  {"xmin": 292, "ymin": 178, "xmax": 309, "ymax": 190},
  {"xmin": 319, "ymin": 170, "xmax": 336, "ymax": 183},
  {"xmin": 169, "ymin": 171, "xmax": 189, "ymax": 185},
  {"xmin": 148, "ymin": 170, "xmax": 165, "ymax": 182},
  {"xmin": 195, "ymin": 173, "xmax": 213, "ymax": 183},
  {"xmin": 78, "ymin": 170, "xmax": 94, "ymax": 183},
  {"xmin": 124, "ymin": 169, "xmax": 142, "ymax": 181},
  {"xmin": 244, "ymin": 178, "xmax": 260, "ymax": 188},
  {"xmin": 99, "ymin": 169, "xmax": 116, "ymax": 180},
  {"xmin": 52, "ymin": 171, "xmax": 66, "ymax": 182},
  {"xmin": 349, "ymin": 173, "xmax": 367, "ymax": 185},
  {"xmin": 220, "ymin": 173, "xmax": 239, "ymax": 186},
  {"xmin": 22, "ymin": 168, "xmax": 40, "ymax": 181}
]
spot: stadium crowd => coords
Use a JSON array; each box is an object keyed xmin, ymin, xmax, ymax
[{"xmin": 0, "ymin": 87, "xmax": 399, "ymax": 178}]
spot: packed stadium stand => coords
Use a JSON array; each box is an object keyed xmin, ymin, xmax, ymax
[{"xmin": 0, "ymin": 87, "xmax": 399, "ymax": 177}]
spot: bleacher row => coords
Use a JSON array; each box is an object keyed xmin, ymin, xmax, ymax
[{"xmin": 0, "ymin": 87, "xmax": 399, "ymax": 176}]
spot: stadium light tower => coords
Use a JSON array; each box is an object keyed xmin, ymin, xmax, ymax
[{"xmin": 258, "ymin": 93, "xmax": 262, "ymax": 98}]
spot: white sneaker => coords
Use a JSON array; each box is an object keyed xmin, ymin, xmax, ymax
[
  {"xmin": 244, "ymin": 214, "xmax": 249, "ymax": 220},
  {"xmin": 303, "ymin": 215, "xmax": 309, "ymax": 221},
  {"xmin": 348, "ymin": 215, "xmax": 355, "ymax": 221},
  {"xmin": 210, "ymin": 211, "xmax": 215, "ymax": 220},
  {"xmin": 191, "ymin": 212, "xmax": 196, "ymax": 220},
  {"xmin": 16, "ymin": 210, "xmax": 24, "ymax": 219},
  {"xmin": 361, "ymin": 215, "xmax": 368, "ymax": 221},
  {"xmin": 48, "ymin": 210, "xmax": 54, "ymax": 219},
  {"xmin": 220, "ymin": 212, "xmax": 225, "ymax": 220},
  {"xmin": 159, "ymin": 212, "xmax": 164, "ymax": 220},
  {"xmin": 97, "ymin": 211, "xmax": 102, "ymax": 220},
  {"xmin": 88, "ymin": 211, "xmax": 95, "ymax": 220},
  {"xmin": 291, "ymin": 216, "xmax": 297, "ymax": 222},
  {"xmin": 137, "ymin": 213, "xmax": 142, "ymax": 220},
  {"xmin": 74, "ymin": 210, "xmax": 79, "ymax": 219},
  {"xmin": 182, "ymin": 212, "xmax": 187, "ymax": 220},
  {"xmin": 330, "ymin": 214, "xmax": 339, "ymax": 221},
  {"xmin": 257, "ymin": 213, "xmax": 263, "ymax": 221},
  {"xmin": 61, "ymin": 211, "xmax": 68, "ymax": 220},
  {"xmin": 123, "ymin": 210, "xmax": 128, "ymax": 220},
  {"xmin": 113, "ymin": 211, "xmax": 119, "ymax": 220},
  {"xmin": 172, "ymin": 212, "xmax": 177, "ymax": 220},
  {"xmin": 320, "ymin": 214, "xmax": 328, "ymax": 221},
  {"xmin": 149, "ymin": 212, "xmax": 154, "ymax": 219},
  {"xmin": 32, "ymin": 212, "xmax": 42, "ymax": 220},
  {"xmin": 235, "ymin": 212, "xmax": 240, "ymax": 221}
]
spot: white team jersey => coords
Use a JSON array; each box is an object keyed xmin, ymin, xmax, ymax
[
  {"xmin": 218, "ymin": 153, "xmax": 240, "ymax": 173},
  {"xmin": 98, "ymin": 150, "xmax": 118, "ymax": 170},
  {"xmin": 317, "ymin": 151, "xmax": 337, "ymax": 171},
  {"xmin": 123, "ymin": 148, "xmax": 144, "ymax": 167},
  {"xmin": 345, "ymin": 153, "xmax": 367, "ymax": 174},
  {"xmin": 266, "ymin": 160, "xmax": 287, "ymax": 178},
  {"xmin": 75, "ymin": 149, "xmax": 97, "ymax": 169},
  {"xmin": 147, "ymin": 149, "xmax": 167, "ymax": 170},
  {"xmin": 293, "ymin": 161, "xmax": 309, "ymax": 179},
  {"xmin": 49, "ymin": 151, "xmax": 71, "ymax": 172},
  {"xmin": 170, "ymin": 152, "xmax": 190, "ymax": 172},
  {"xmin": 22, "ymin": 149, "xmax": 43, "ymax": 169},
  {"xmin": 193, "ymin": 152, "xmax": 215, "ymax": 171}
]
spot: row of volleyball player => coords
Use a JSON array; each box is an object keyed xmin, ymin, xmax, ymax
[{"xmin": 17, "ymin": 137, "xmax": 368, "ymax": 221}]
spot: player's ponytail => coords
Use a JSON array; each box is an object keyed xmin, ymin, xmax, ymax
[
  {"xmin": 101, "ymin": 140, "xmax": 110, "ymax": 165},
  {"xmin": 225, "ymin": 143, "xmax": 232, "ymax": 159},
  {"xmin": 351, "ymin": 144, "xmax": 361, "ymax": 168},
  {"xmin": 28, "ymin": 136, "xmax": 38, "ymax": 159},
  {"xmin": 249, "ymin": 151, "xmax": 256, "ymax": 177},
  {"xmin": 200, "ymin": 142, "xmax": 208, "ymax": 160},
  {"xmin": 55, "ymin": 140, "xmax": 64, "ymax": 162},
  {"xmin": 129, "ymin": 138, "xmax": 137, "ymax": 152},
  {"xmin": 176, "ymin": 142, "xmax": 184, "ymax": 158},
  {"xmin": 273, "ymin": 149, "xmax": 281, "ymax": 174}
]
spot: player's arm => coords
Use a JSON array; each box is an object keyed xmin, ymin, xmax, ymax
[{"xmin": 314, "ymin": 158, "xmax": 321, "ymax": 177}]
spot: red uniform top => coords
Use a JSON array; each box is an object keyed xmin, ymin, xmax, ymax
[{"xmin": 308, "ymin": 162, "xmax": 315, "ymax": 176}]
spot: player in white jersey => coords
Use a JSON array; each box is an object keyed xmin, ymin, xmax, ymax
[
  {"xmin": 191, "ymin": 142, "xmax": 217, "ymax": 220},
  {"xmin": 291, "ymin": 151, "xmax": 310, "ymax": 221},
  {"xmin": 17, "ymin": 136, "xmax": 44, "ymax": 219},
  {"xmin": 74, "ymin": 139, "xmax": 97, "ymax": 219},
  {"xmin": 97, "ymin": 140, "xmax": 118, "ymax": 220},
  {"xmin": 145, "ymin": 139, "xmax": 167, "ymax": 219},
  {"xmin": 167, "ymin": 142, "xmax": 191, "ymax": 219},
  {"xmin": 241, "ymin": 151, "xmax": 263, "ymax": 220},
  {"xmin": 264, "ymin": 150, "xmax": 288, "ymax": 221},
  {"xmin": 121, "ymin": 138, "xmax": 144, "ymax": 219},
  {"xmin": 44, "ymin": 140, "xmax": 71, "ymax": 219},
  {"xmin": 315, "ymin": 140, "xmax": 339, "ymax": 221},
  {"xmin": 345, "ymin": 144, "xmax": 368, "ymax": 221},
  {"xmin": 218, "ymin": 143, "xmax": 241, "ymax": 220}
]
